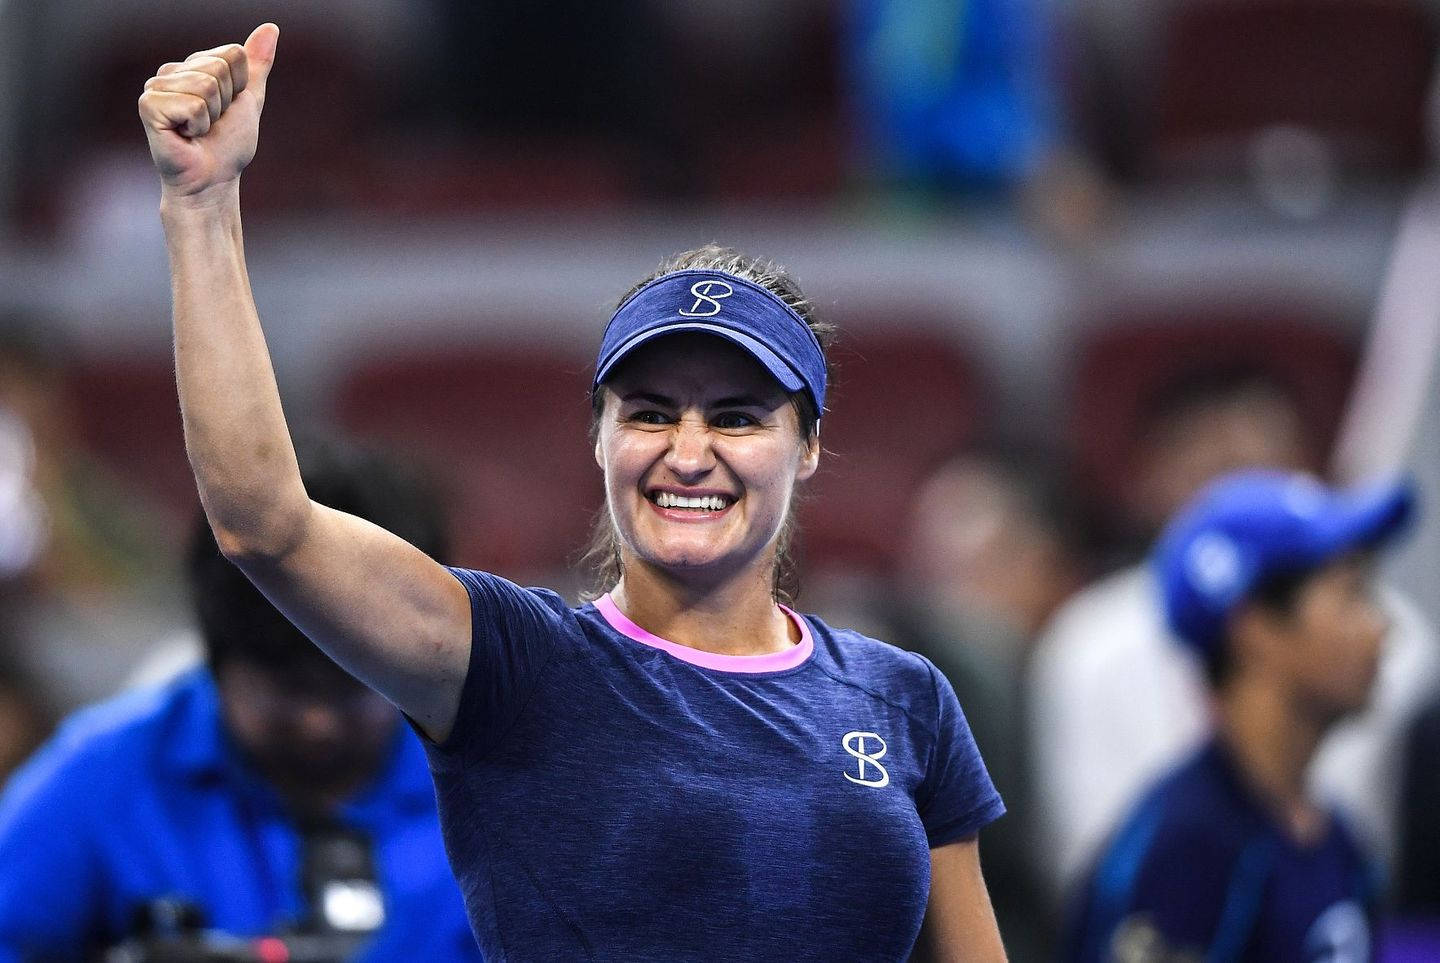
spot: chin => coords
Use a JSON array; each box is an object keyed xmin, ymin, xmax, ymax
[
  {"xmin": 631, "ymin": 531, "xmax": 728, "ymax": 566},
  {"xmin": 644, "ymin": 550, "xmax": 732, "ymax": 577},
  {"xmin": 637, "ymin": 540, "xmax": 762, "ymax": 582},
  {"xmin": 625, "ymin": 522, "xmax": 778, "ymax": 582}
]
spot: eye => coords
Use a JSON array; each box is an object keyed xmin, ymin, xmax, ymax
[
  {"xmin": 712, "ymin": 411, "xmax": 759, "ymax": 430},
  {"xmin": 628, "ymin": 409, "xmax": 672, "ymax": 426}
]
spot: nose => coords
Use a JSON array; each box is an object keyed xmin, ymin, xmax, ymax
[{"xmin": 664, "ymin": 418, "xmax": 715, "ymax": 480}]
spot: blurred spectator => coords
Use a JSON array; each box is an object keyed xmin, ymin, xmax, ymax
[
  {"xmin": 847, "ymin": 0, "xmax": 1053, "ymax": 186},
  {"xmin": 0, "ymin": 439, "xmax": 481, "ymax": 961},
  {"xmin": 876, "ymin": 449, "xmax": 1082, "ymax": 961},
  {"xmin": 1028, "ymin": 363, "xmax": 1440, "ymax": 901},
  {"xmin": 1067, "ymin": 318, "xmax": 1359, "ymax": 570},
  {"xmin": 1065, "ymin": 471, "xmax": 1413, "ymax": 961},
  {"xmin": 0, "ymin": 322, "xmax": 182, "ymax": 714},
  {"xmin": 900, "ymin": 450, "xmax": 1082, "ymax": 639},
  {"xmin": 1125, "ymin": 366, "xmax": 1312, "ymax": 551},
  {"xmin": 845, "ymin": 0, "xmax": 1109, "ymax": 238}
]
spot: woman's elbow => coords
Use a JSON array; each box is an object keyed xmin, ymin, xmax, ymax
[{"xmin": 208, "ymin": 500, "xmax": 312, "ymax": 567}]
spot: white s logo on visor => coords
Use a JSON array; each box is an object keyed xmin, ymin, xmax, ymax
[{"xmin": 679, "ymin": 280, "xmax": 734, "ymax": 317}]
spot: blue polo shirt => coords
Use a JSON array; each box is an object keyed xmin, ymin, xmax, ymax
[
  {"xmin": 1065, "ymin": 738, "xmax": 1377, "ymax": 963},
  {"xmin": 425, "ymin": 570, "xmax": 1004, "ymax": 962},
  {"xmin": 0, "ymin": 668, "xmax": 481, "ymax": 962}
]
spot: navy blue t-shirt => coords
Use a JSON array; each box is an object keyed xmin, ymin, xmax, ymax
[
  {"xmin": 1065, "ymin": 739, "xmax": 1377, "ymax": 963},
  {"xmin": 422, "ymin": 570, "xmax": 1004, "ymax": 962}
]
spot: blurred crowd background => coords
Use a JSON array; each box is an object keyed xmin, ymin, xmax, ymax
[{"xmin": 2, "ymin": 0, "xmax": 1440, "ymax": 958}]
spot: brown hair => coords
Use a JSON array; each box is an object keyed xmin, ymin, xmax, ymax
[{"xmin": 581, "ymin": 244, "xmax": 836, "ymax": 605}]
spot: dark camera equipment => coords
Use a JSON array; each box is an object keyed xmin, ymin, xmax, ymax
[
  {"xmin": 296, "ymin": 820, "xmax": 385, "ymax": 938},
  {"xmin": 102, "ymin": 821, "xmax": 384, "ymax": 963}
]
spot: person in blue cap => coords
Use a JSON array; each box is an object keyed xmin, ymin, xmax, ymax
[
  {"xmin": 1064, "ymin": 469, "xmax": 1415, "ymax": 963},
  {"xmin": 135, "ymin": 25, "xmax": 1007, "ymax": 962}
]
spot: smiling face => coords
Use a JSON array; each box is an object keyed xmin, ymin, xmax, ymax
[{"xmin": 594, "ymin": 333, "xmax": 819, "ymax": 591}]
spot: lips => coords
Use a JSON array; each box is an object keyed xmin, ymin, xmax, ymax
[
  {"xmin": 651, "ymin": 491, "xmax": 733, "ymax": 511},
  {"xmin": 645, "ymin": 488, "xmax": 737, "ymax": 517}
]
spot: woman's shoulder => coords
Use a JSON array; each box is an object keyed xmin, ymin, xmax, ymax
[
  {"xmin": 445, "ymin": 567, "xmax": 599, "ymax": 658},
  {"xmin": 803, "ymin": 611, "xmax": 933, "ymax": 664},
  {"xmin": 446, "ymin": 566, "xmax": 579, "ymax": 619},
  {"xmin": 800, "ymin": 612, "xmax": 944, "ymax": 707}
]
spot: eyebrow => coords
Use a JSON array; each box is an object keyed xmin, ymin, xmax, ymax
[
  {"xmin": 619, "ymin": 391, "xmax": 778, "ymax": 410},
  {"xmin": 713, "ymin": 394, "xmax": 775, "ymax": 409},
  {"xmin": 620, "ymin": 391, "xmax": 677, "ymax": 407}
]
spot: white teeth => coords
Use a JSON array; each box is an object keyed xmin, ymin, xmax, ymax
[{"xmin": 656, "ymin": 492, "xmax": 729, "ymax": 511}]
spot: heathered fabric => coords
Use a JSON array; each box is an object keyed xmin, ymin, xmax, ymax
[{"xmin": 423, "ymin": 568, "xmax": 1004, "ymax": 962}]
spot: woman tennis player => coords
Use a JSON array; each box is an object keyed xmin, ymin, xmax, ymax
[{"xmin": 138, "ymin": 24, "xmax": 1008, "ymax": 961}]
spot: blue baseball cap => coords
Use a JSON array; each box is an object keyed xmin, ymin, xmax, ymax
[
  {"xmin": 593, "ymin": 269, "xmax": 828, "ymax": 414},
  {"xmin": 1154, "ymin": 470, "xmax": 1416, "ymax": 654}
]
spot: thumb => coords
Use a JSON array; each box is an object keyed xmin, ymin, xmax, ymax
[{"xmin": 244, "ymin": 23, "xmax": 280, "ymax": 96}]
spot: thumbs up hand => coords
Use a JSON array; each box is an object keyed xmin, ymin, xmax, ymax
[{"xmin": 138, "ymin": 23, "xmax": 280, "ymax": 198}]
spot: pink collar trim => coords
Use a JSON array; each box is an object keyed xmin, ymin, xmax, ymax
[{"xmin": 594, "ymin": 594, "xmax": 814, "ymax": 673}]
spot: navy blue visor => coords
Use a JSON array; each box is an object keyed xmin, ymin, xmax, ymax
[{"xmin": 593, "ymin": 270, "xmax": 827, "ymax": 414}]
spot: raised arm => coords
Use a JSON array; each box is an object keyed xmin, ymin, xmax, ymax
[{"xmin": 138, "ymin": 24, "xmax": 471, "ymax": 741}]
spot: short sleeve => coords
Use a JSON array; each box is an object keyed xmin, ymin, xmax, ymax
[
  {"xmin": 427, "ymin": 568, "xmax": 577, "ymax": 762},
  {"xmin": 915, "ymin": 658, "xmax": 1006, "ymax": 848}
]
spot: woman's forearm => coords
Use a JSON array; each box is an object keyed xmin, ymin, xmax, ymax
[{"xmin": 163, "ymin": 183, "xmax": 309, "ymax": 560}]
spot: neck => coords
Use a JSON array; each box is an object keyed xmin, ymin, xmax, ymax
[
  {"xmin": 1215, "ymin": 673, "xmax": 1329, "ymax": 843},
  {"xmin": 611, "ymin": 559, "xmax": 795, "ymax": 656}
]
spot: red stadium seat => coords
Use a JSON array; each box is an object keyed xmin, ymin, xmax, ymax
[
  {"xmin": 798, "ymin": 323, "xmax": 985, "ymax": 575},
  {"xmin": 333, "ymin": 345, "xmax": 602, "ymax": 577},
  {"xmin": 696, "ymin": 117, "xmax": 847, "ymax": 204},
  {"xmin": 1066, "ymin": 307, "xmax": 1358, "ymax": 527},
  {"xmin": 361, "ymin": 136, "xmax": 632, "ymax": 215},
  {"xmin": 1144, "ymin": 0, "xmax": 1435, "ymax": 178}
]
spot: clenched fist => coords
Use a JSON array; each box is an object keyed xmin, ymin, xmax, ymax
[{"xmin": 138, "ymin": 23, "xmax": 279, "ymax": 198}]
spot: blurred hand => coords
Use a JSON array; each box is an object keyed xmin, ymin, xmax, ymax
[{"xmin": 138, "ymin": 24, "xmax": 279, "ymax": 198}]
